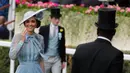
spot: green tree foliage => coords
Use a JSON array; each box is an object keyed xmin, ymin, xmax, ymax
[
  {"xmin": 0, "ymin": 47, "xmax": 10, "ymax": 73},
  {"xmin": 0, "ymin": 47, "xmax": 19, "ymax": 73}
]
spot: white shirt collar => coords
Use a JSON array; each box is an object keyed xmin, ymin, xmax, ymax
[
  {"xmin": 50, "ymin": 23, "xmax": 58, "ymax": 36},
  {"xmin": 50, "ymin": 23, "xmax": 58, "ymax": 30},
  {"xmin": 50, "ymin": 23, "xmax": 55, "ymax": 27},
  {"xmin": 50, "ymin": 22, "xmax": 58, "ymax": 27},
  {"xmin": 97, "ymin": 36, "xmax": 111, "ymax": 43}
]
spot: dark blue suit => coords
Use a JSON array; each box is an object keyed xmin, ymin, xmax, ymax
[
  {"xmin": 0, "ymin": 25, "xmax": 9, "ymax": 39},
  {"xmin": 0, "ymin": 0, "xmax": 9, "ymax": 19}
]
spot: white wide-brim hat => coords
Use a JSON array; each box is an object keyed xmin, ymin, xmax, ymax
[{"xmin": 19, "ymin": 8, "xmax": 47, "ymax": 25}]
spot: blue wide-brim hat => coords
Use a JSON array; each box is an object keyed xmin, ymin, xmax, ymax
[{"xmin": 19, "ymin": 8, "xmax": 47, "ymax": 25}]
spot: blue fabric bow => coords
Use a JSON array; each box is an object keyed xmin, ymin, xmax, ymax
[{"xmin": 25, "ymin": 34, "xmax": 44, "ymax": 57}]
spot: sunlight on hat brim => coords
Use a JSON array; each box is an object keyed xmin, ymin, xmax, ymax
[{"xmin": 19, "ymin": 8, "xmax": 47, "ymax": 25}]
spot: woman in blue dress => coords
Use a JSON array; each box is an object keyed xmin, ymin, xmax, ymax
[{"xmin": 9, "ymin": 9, "xmax": 46, "ymax": 73}]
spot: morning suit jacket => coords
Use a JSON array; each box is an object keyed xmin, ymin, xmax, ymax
[
  {"xmin": 71, "ymin": 38, "xmax": 123, "ymax": 73},
  {"xmin": 39, "ymin": 24, "xmax": 66, "ymax": 62}
]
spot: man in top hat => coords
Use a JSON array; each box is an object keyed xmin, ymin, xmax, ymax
[
  {"xmin": 39, "ymin": 8, "xmax": 66, "ymax": 73},
  {"xmin": 71, "ymin": 8, "xmax": 123, "ymax": 73}
]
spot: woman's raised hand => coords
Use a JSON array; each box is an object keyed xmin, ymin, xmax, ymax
[{"xmin": 21, "ymin": 28, "xmax": 27, "ymax": 42}]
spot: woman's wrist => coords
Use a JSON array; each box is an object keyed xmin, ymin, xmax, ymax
[{"xmin": 19, "ymin": 40, "xmax": 24, "ymax": 46}]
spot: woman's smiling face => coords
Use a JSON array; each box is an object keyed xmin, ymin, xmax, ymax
[{"xmin": 24, "ymin": 17, "xmax": 37, "ymax": 33}]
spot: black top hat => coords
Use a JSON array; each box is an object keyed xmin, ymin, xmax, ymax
[
  {"xmin": 50, "ymin": 8, "xmax": 62, "ymax": 18},
  {"xmin": 95, "ymin": 8, "xmax": 118, "ymax": 30}
]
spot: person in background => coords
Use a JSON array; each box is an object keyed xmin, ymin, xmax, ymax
[
  {"xmin": 39, "ymin": 8, "xmax": 66, "ymax": 73},
  {"xmin": 50, "ymin": 0, "xmax": 60, "ymax": 4},
  {"xmin": 9, "ymin": 9, "xmax": 46, "ymax": 73},
  {"xmin": 0, "ymin": 0, "xmax": 9, "ymax": 20},
  {"xmin": 0, "ymin": 16, "xmax": 9, "ymax": 39},
  {"xmin": 116, "ymin": 0, "xmax": 130, "ymax": 7},
  {"xmin": 40, "ymin": 0, "xmax": 49, "ymax": 3},
  {"xmin": 71, "ymin": 8, "xmax": 123, "ymax": 73},
  {"xmin": 72, "ymin": 0, "xmax": 83, "ymax": 6}
]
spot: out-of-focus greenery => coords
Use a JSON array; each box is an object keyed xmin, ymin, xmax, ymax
[
  {"xmin": 0, "ymin": 47, "xmax": 10, "ymax": 73},
  {"xmin": 1, "ymin": 46, "xmax": 130, "ymax": 73},
  {"xmin": 0, "ymin": 47, "xmax": 18, "ymax": 73}
]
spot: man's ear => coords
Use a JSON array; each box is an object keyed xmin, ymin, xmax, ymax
[
  {"xmin": 97, "ymin": 28, "xmax": 100, "ymax": 36},
  {"xmin": 112, "ymin": 29, "xmax": 116, "ymax": 36}
]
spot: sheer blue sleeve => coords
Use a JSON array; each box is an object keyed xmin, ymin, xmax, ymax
[{"xmin": 9, "ymin": 34, "xmax": 24, "ymax": 60}]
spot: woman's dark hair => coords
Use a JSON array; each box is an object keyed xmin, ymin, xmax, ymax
[
  {"xmin": 36, "ymin": 19, "xmax": 41, "ymax": 28},
  {"xmin": 97, "ymin": 28, "xmax": 116, "ymax": 36}
]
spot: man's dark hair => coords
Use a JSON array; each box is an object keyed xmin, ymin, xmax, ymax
[
  {"xmin": 36, "ymin": 19, "xmax": 41, "ymax": 28},
  {"xmin": 50, "ymin": 15, "xmax": 60, "ymax": 19},
  {"xmin": 97, "ymin": 28, "xmax": 116, "ymax": 40}
]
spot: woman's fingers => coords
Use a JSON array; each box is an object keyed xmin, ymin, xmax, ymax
[{"xmin": 21, "ymin": 28, "xmax": 27, "ymax": 41}]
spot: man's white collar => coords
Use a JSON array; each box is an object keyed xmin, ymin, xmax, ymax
[
  {"xmin": 97, "ymin": 36, "xmax": 111, "ymax": 43},
  {"xmin": 50, "ymin": 23, "xmax": 55, "ymax": 27}
]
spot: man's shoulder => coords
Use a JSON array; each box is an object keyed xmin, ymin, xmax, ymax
[
  {"xmin": 59, "ymin": 26, "xmax": 64, "ymax": 28},
  {"xmin": 39, "ymin": 25, "xmax": 49, "ymax": 32},
  {"xmin": 58, "ymin": 26, "xmax": 65, "ymax": 31},
  {"xmin": 76, "ymin": 41, "xmax": 95, "ymax": 50},
  {"xmin": 74, "ymin": 42, "xmax": 95, "ymax": 58},
  {"xmin": 111, "ymin": 46, "xmax": 123, "ymax": 55},
  {"xmin": 40, "ymin": 25, "xmax": 49, "ymax": 28}
]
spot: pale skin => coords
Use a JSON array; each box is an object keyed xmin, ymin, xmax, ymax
[
  {"xmin": 0, "ymin": 16, "xmax": 6, "ymax": 25},
  {"xmin": 21, "ymin": 17, "xmax": 37, "ymax": 42},
  {"xmin": 21, "ymin": 17, "xmax": 44, "ymax": 72},
  {"xmin": 50, "ymin": 17, "xmax": 66, "ymax": 69},
  {"xmin": 50, "ymin": 17, "xmax": 60, "ymax": 26}
]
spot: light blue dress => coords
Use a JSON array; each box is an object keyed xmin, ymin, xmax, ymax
[{"xmin": 9, "ymin": 33, "xmax": 44, "ymax": 73}]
